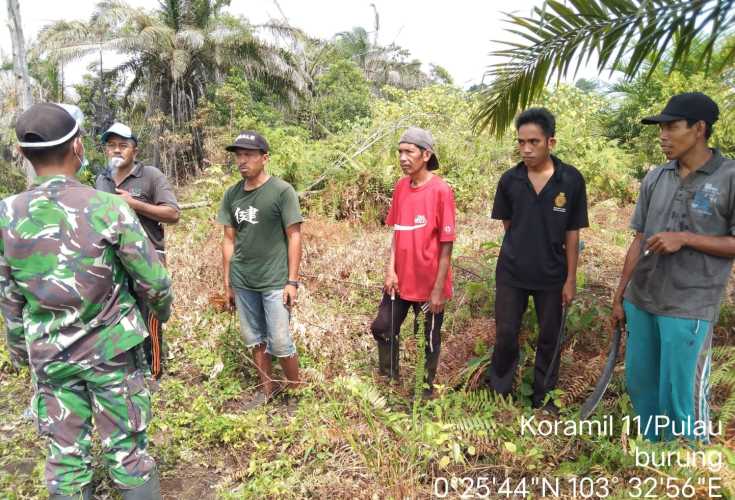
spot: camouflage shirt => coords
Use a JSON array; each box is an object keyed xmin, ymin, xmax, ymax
[{"xmin": 0, "ymin": 175, "xmax": 172, "ymax": 378}]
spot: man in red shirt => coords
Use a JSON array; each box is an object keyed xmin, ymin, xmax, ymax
[{"xmin": 371, "ymin": 127, "xmax": 456, "ymax": 397}]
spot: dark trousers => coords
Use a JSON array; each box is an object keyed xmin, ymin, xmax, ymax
[
  {"xmin": 370, "ymin": 293, "xmax": 443, "ymax": 384},
  {"xmin": 488, "ymin": 282, "xmax": 563, "ymax": 407}
]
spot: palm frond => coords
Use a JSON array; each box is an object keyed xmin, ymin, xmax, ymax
[
  {"xmin": 176, "ymin": 28, "xmax": 205, "ymax": 51},
  {"xmin": 113, "ymin": 25, "xmax": 175, "ymax": 55},
  {"xmin": 171, "ymin": 48, "xmax": 191, "ymax": 80},
  {"xmin": 472, "ymin": 0, "xmax": 735, "ymax": 136},
  {"xmin": 38, "ymin": 21, "xmax": 103, "ymax": 62},
  {"xmin": 91, "ymin": 0, "xmax": 139, "ymax": 29},
  {"xmin": 253, "ymin": 20, "xmax": 308, "ymax": 42}
]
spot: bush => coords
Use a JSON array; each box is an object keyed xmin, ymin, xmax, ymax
[
  {"xmin": 310, "ymin": 60, "xmax": 371, "ymax": 137},
  {"xmin": 199, "ymin": 76, "xmax": 732, "ymax": 220},
  {"xmin": 603, "ymin": 70, "xmax": 735, "ymax": 178},
  {"xmin": 0, "ymin": 160, "xmax": 26, "ymax": 199},
  {"xmin": 542, "ymin": 85, "xmax": 637, "ymax": 204}
]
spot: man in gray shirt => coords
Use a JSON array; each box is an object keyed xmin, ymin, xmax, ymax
[
  {"xmin": 611, "ymin": 92, "xmax": 735, "ymax": 442},
  {"xmin": 96, "ymin": 123, "xmax": 180, "ymax": 379}
]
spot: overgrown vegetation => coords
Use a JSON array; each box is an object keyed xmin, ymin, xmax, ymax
[
  {"xmin": 2, "ymin": 190, "xmax": 734, "ymax": 498},
  {"xmin": 1, "ymin": 1, "xmax": 735, "ymax": 498}
]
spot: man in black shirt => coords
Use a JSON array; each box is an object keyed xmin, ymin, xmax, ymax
[{"xmin": 487, "ymin": 108, "xmax": 589, "ymax": 412}]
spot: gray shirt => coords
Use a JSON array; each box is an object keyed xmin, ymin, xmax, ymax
[
  {"xmin": 95, "ymin": 162, "xmax": 179, "ymax": 252},
  {"xmin": 624, "ymin": 149, "xmax": 735, "ymax": 321}
]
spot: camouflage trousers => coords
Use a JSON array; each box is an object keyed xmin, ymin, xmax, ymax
[{"xmin": 32, "ymin": 347, "xmax": 156, "ymax": 496}]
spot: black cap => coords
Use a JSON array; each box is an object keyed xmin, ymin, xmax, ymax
[
  {"xmin": 641, "ymin": 92, "xmax": 720, "ymax": 126},
  {"xmin": 225, "ymin": 131, "xmax": 269, "ymax": 153},
  {"xmin": 16, "ymin": 103, "xmax": 80, "ymax": 148}
]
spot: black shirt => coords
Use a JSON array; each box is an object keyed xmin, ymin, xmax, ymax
[{"xmin": 492, "ymin": 156, "xmax": 589, "ymax": 290}]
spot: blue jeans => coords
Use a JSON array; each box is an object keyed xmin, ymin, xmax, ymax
[{"xmin": 234, "ymin": 287, "xmax": 296, "ymax": 357}]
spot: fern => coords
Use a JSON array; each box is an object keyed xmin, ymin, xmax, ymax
[
  {"xmin": 453, "ymin": 415, "xmax": 496, "ymax": 442},
  {"xmin": 336, "ymin": 375, "xmax": 387, "ymax": 411},
  {"xmin": 462, "ymin": 389, "xmax": 495, "ymax": 412},
  {"xmin": 711, "ymin": 366, "xmax": 735, "ymax": 386},
  {"xmin": 710, "ymin": 346, "xmax": 735, "ymax": 427},
  {"xmin": 712, "ymin": 345, "xmax": 735, "ymax": 361},
  {"xmin": 718, "ymin": 393, "xmax": 735, "ymax": 427}
]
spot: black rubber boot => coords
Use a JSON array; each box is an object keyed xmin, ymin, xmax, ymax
[
  {"xmin": 120, "ymin": 470, "xmax": 161, "ymax": 500},
  {"xmin": 376, "ymin": 339, "xmax": 399, "ymax": 380},
  {"xmin": 376, "ymin": 338, "xmax": 399, "ymax": 381},
  {"xmin": 50, "ymin": 485, "xmax": 93, "ymax": 500},
  {"xmin": 423, "ymin": 346, "xmax": 441, "ymax": 399},
  {"xmin": 377, "ymin": 339, "xmax": 391, "ymax": 377}
]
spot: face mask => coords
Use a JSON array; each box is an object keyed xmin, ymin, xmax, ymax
[{"xmin": 74, "ymin": 140, "xmax": 89, "ymax": 176}]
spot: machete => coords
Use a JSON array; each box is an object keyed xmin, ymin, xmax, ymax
[
  {"xmin": 543, "ymin": 305, "xmax": 568, "ymax": 388},
  {"xmin": 580, "ymin": 325, "xmax": 623, "ymax": 420},
  {"xmin": 579, "ymin": 240, "xmax": 649, "ymax": 418}
]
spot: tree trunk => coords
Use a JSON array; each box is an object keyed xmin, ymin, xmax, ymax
[{"xmin": 7, "ymin": 0, "xmax": 35, "ymax": 184}]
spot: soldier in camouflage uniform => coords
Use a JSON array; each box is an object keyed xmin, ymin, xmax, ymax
[{"xmin": 0, "ymin": 103, "xmax": 172, "ymax": 499}]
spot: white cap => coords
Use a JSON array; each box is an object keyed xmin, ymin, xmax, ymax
[{"xmin": 101, "ymin": 122, "xmax": 138, "ymax": 144}]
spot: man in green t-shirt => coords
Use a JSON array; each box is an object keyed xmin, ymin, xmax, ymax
[{"xmin": 217, "ymin": 131, "xmax": 304, "ymax": 407}]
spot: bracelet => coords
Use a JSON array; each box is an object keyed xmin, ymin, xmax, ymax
[{"xmin": 286, "ymin": 280, "xmax": 300, "ymax": 288}]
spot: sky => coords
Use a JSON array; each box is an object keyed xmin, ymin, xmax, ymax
[{"xmin": 0, "ymin": 0, "xmax": 604, "ymax": 91}]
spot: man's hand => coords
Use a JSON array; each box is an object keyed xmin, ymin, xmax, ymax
[
  {"xmin": 562, "ymin": 279, "xmax": 576, "ymax": 306},
  {"xmin": 384, "ymin": 271, "xmax": 399, "ymax": 295},
  {"xmin": 225, "ymin": 285, "xmax": 235, "ymax": 312},
  {"xmin": 646, "ymin": 232, "xmax": 688, "ymax": 255},
  {"xmin": 611, "ymin": 297, "xmax": 626, "ymax": 329},
  {"xmin": 115, "ymin": 188, "xmax": 138, "ymax": 208},
  {"xmin": 283, "ymin": 284, "xmax": 298, "ymax": 308},
  {"xmin": 429, "ymin": 287, "xmax": 446, "ymax": 314}
]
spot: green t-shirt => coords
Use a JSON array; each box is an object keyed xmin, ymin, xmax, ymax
[{"xmin": 217, "ymin": 176, "xmax": 304, "ymax": 292}]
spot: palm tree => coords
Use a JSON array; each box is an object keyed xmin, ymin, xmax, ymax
[
  {"xmin": 334, "ymin": 26, "xmax": 430, "ymax": 91},
  {"xmin": 40, "ymin": 0, "xmax": 306, "ymax": 179},
  {"xmin": 472, "ymin": 0, "xmax": 735, "ymax": 136}
]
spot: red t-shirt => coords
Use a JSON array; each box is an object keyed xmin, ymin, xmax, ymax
[{"xmin": 386, "ymin": 175, "xmax": 456, "ymax": 301}]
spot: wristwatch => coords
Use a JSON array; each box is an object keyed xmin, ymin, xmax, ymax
[{"xmin": 286, "ymin": 280, "xmax": 300, "ymax": 288}]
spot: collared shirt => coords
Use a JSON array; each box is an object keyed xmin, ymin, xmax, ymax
[
  {"xmin": 492, "ymin": 156, "xmax": 589, "ymax": 290},
  {"xmin": 625, "ymin": 149, "xmax": 735, "ymax": 321},
  {"xmin": 95, "ymin": 162, "xmax": 179, "ymax": 251},
  {"xmin": 0, "ymin": 175, "xmax": 172, "ymax": 378}
]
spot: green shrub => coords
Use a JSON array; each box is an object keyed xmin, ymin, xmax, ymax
[{"xmin": 0, "ymin": 160, "xmax": 26, "ymax": 199}]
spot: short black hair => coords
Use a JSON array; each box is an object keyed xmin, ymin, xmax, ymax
[
  {"xmin": 686, "ymin": 118, "xmax": 713, "ymax": 140},
  {"xmin": 20, "ymin": 131, "xmax": 80, "ymax": 167},
  {"xmin": 515, "ymin": 107, "xmax": 556, "ymax": 137}
]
